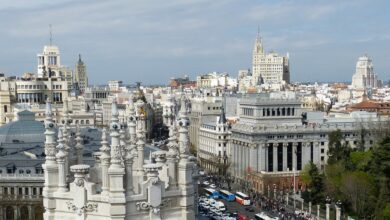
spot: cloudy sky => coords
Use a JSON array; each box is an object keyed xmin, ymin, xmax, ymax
[{"xmin": 0, "ymin": 0, "xmax": 389, "ymax": 85}]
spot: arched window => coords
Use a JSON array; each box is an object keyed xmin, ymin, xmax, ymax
[
  {"xmin": 86, "ymin": 120, "xmax": 90, "ymax": 125},
  {"xmin": 19, "ymin": 169, "xmax": 24, "ymax": 174}
]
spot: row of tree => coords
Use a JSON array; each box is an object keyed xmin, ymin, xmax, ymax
[{"xmin": 301, "ymin": 130, "xmax": 390, "ymax": 219}]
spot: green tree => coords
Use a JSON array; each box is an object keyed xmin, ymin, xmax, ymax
[
  {"xmin": 327, "ymin": 130, "xmax": 351, "ymax": 166},
  {"xmin": 340, "ymin": 171, "xmax": 376, "ymax": 218},
  {"xmin": 368, "ymin": 138, "xmax": 390, "ymax": 219},
  {"xmin": 301, "ymin": 162, "xmax": 324, "ymax": 204}
]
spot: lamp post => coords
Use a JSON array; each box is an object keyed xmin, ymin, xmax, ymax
[{"xmin": 325, "ymin": 196, "xmax": 331, "ymax": 220}]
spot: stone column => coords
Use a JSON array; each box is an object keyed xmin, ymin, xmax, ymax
[
  {"xmin": 250, "ymin": 144, "xmax": 258, "ymax": 172},
  {"xmin": 259, "ymin": 143, "xmax": 266, "ymax": 171},
  {"xmin": 325, "ymin": 196, "xmax": 331, "ymax": 220},
  {"xmin": 283, "ymin": 143, "xmax": 288, "ymax": 171},
  {"xmin": 273, "ymin": 143, "xmax": 277, "ymax": 172},
  {"xmin": 317, "ymin": 204, "xmax": 320, "ymax": 219},
  {"xmin": 336, "ymin": 201, "xmax": 342, "ymax": 220},
  {"xmin": 292, "ymin": 142, "xmax": 297, "ymax": 171}
]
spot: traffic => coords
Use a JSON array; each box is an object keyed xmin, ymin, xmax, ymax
[{"xmin": 198, "ymin": 179, "xmax": 279, "ymax": 220}]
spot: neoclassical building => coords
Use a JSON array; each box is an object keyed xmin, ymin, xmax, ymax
[
  {"xmin": 229, "ymin": 93, "xmax": 387, "ymax": 192},
  {"xmin": 42, "ymin": 96, "xmax": 197, "ymax": 220}
]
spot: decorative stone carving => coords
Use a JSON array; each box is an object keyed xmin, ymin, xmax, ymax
[
  {"xmin": 70, "ymin": 164, "xmax": 90, "ymax": 188},
  {"xmin": 135, "ymin": 199, "xmax": 171, "ymax": 214},
  {"xmin": 66, "ymin": 201, "xmax": 98, "ymax": 216}
]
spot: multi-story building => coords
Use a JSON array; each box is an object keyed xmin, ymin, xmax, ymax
[
  {"xmin": 188, "ymin": 97, "xmax": 222, "ymax": 152},
  {"xmin": 196, "ymin": 72, "xmax": 237, "ymax": 90},
  {"xmin": 41, "ymin": 97, "xmax": 197, "ymax": 220},
  {"xmin": 252, "ymin": 34, "xmax": 290, "ymax": 85},
  {"xmin": 74, "ymin": 54, "xmax": 88, "ymax": 93},
  {"xmin": 229, "ymin": 93, "xmax": 387, "ymax": 192},
  {"xmin": 198, "ymin": 107, "xmax": 231, "ymax": 174},
  {"xmin": 352, "ymin": 55, "xmax": 380, "ymax": 89},
  {"xmin": 169, "ymin": 76, "xmax": 196, "ymax": 89}
]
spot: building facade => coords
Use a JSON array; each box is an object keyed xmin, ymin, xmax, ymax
[
  {"xmin": 198, "ymin": 107, "xmax": 231, "ymax": 175},
  {"xmin": 229, "ymin": 93, "xmax": 386, "ymax": 193},
  {"xmin": 42, "ymin": 97, "xmax": 197, "ymax": 220},
  {"xmin": 74, "ymin": 55, "xmax": 88, "ymax": 93},
  {"xmin": 252, "ymin": 34, "xmax": 290, "ymax": 85},
  {"xmin": 352, "ymin": 55, "xmax": 379, "ymax": 89}
]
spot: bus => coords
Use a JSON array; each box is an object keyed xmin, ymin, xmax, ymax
[
  {"xmin": 204, "ymin": 188, "xmax": 219, "ymax": 199},
  {"xmin": 254, "ymin": 212, "xmax": 279, "ymax": 220},
  {"xmin": 235, "ymin": 191, "xmax": 251, "ymax": 206},
  {"xmin": 219, "ymin": 189, "xmax": 236, "ymax": 201}
]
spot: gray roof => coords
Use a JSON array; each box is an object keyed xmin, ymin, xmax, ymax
[{"xmin": 0, "ymin": 110, "xmax": 45, "ymax": 144}]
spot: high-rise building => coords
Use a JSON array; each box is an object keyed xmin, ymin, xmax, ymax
[
  {"xmin": 352, "ymin": 55, "xmax": 379, "ymax": 89},
  {"xmin": 37, "ymin": 45, "xmax": 61, "ymax": 78},
  {"xmin": 74, "ymin": 54, "xmax": 88, "ymax": 93},
  {"xmin": 252, "ymin": 33, "xmax": 290, "ymax": 85}
]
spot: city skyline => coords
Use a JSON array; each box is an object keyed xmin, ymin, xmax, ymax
[{"xmin": 0, "ymin": 0, "xmax": 389, "ymax": 84}]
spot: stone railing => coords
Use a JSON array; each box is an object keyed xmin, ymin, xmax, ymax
[{"xmin": 0, "ymin": 174, "xmax": 44, "ymax": 180}]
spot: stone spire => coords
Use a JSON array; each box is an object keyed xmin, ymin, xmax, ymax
[
  {"xmin": 56, "ymin": 129, "xmax": 67, "ymax": 192},
  {"xmin": 44, "ymin": 98, "xmax": 57, "ymax": 163},
  {"xmin": 167, "ymin": 121, "xmax": 178, "ymax": 155},
  {"xmin": 107, "ymin": 98, "xmax": 126, "ymax": 216},
  {"xmin": 42, "ymin": 98, "xmax": 59, "ymax": 219},
  {"xmin": 75, "ymin": 124, "xmax": 84, "ymax": 165},
  {"xmin": 127, "ymin": 98, "xmax": 138, "ymax": 166},
  {"xmin": 63, "ymin": 97, "xmax": 70, "ymax": 124},
  {"xmin": 176, "ymin": 96, "xmax": 196, "ymax": 219},
  {"xmin": 109, "ymin": 98, "xmax": 122, "ymax": 167},
  {"xmin": 166, "ymin": 120, "xmax": 179, "ymax": 190},
  {"xmin": 177, "ymin": 95, "xmax": 190, "ymax": 159},
  {"xmin": 218, "ymin": 106, "xmax": 227, "ymax": 124},
  {"xmin": 99, "ymin": 128, "xmax": 110, "ymax": 195}
]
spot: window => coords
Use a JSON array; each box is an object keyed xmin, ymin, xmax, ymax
[
  {"xmin": 19, "ymin": 170, "xmax": 24, "ymax": 174},
  {"xmin": 321, "ymin": 156, "xmax": 324, "ymax": 161},
  {"xmin": 321, "ymin": 149, "xmax": 324, "ymax": 153},
  {"xmin": 321, "ymin": 142, "xmax": 324, "ymax": 146}
]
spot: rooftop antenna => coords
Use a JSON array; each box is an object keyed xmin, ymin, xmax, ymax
[{"xmin": 49, "ymin": 24, "xmax": 53, "ymax": 46}]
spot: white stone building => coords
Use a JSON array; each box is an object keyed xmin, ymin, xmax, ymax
[
  {"xmin": 252, "ymin": 34, "xmax": 290, "ymax": 85},
  {"xmin": 196, "ymin": 72, "xmax": 237, "ymax": 89},
  {"xmin": 42, "ymin": 96, "xmax": 197, "ymax": 220},
  {"xmin": 198, "ymin": 107, "xmax": 231, "ymax": 174},
  {"xmin": 229, "ymin": 93, "xmax": 387, "ymax": 192},
  {"xmin": 352, "ymin": 55, "xmax": 380, "ymax": 89}
]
